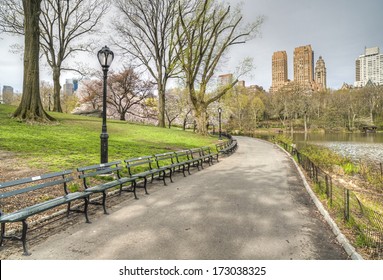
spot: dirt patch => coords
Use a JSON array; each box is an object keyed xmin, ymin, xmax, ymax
[{"xmin": 0, "ymin": 150, "xmax": 45, "ymax": 182}]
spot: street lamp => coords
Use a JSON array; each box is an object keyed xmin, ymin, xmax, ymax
[
  {"xmin": 97, "ymin": 46, "xmax": 114, "ymax": 164},
  {"xmin": 218, "ymin": 107, "xmax": 222, "ymax": 140}
]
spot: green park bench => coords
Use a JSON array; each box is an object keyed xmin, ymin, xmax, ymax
[
  {"xmin": 216, "ymin": 139, "xmax": 238, "ymax": 155},
  {"xmin": 174, "ymin": 149, "xmax": 201, "ymax": 174},
  {"xmin": 154, "ymin": 152, "xmax": 187, "ymax": 182},
  {"xmin": 201, "ymin": 146, "xmax": 219, "ymax": 163},
  {"xmin": 0, "ymin": 170, "xmax": 90, "ymax": 255},
  {"xmin": 77, "ymin": 161, "xmax": 136, "ymax": 214},
  {"xmin": 124, "ymin": 155, "xmax": 169, "ymax": 192}
]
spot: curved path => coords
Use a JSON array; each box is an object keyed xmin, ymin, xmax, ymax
[{"xmin": 8, "ymin": 136, "xmax": 347, "ymax": 260}]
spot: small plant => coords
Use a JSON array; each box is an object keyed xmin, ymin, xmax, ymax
[
  {"xmin": 68, "ymin": 183, "xmax": 80, "ymax": 193},
  {"xmin": 39, "ymin": 194, "xmax": 54, "ymax": 202},
  {"xmin": 342, "ymin": 162, "xmax": 359, "ymax": 175}
]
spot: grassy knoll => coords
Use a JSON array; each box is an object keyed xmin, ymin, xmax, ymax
[{"xmin": 0, "ymin": 104, "xmax": 217, "ymax": 171}]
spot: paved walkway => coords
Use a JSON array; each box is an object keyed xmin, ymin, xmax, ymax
[{"xmin": 8, "ymin": 136, "xmax": 347, "ymax": 260}]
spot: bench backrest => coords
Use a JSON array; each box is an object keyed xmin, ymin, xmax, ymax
[
  {"xmin": 77, "ymin": 161, "xmax": 122, "ymax": 188},
  {"xmin": 0, "ymin": 170, "xmax": 74, "ymax": 199},
  {"xmin": 216, "ymin": 142, "xmax": 228, "ymax": 151},
  {"xmin": 154, "ymin": 152, "xmax": 176, "ymax": 168},
  {"xmin": 201, "ymin": 146, "xmax": 213, "ymax": 155},
  {"xmin": 189, "ymin": 148, "xmax": 202, "ymax": 159},
  {"xmin": 174, "ymin": 150, "xmax": 191, "ymax": 163},
  {"xmin": 124, "ymin": 156, "xmax": 154, "ymax": 177}
]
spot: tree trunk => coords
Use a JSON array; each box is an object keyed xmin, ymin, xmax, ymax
[
  {"xmin": 53, "ymin": 67, "xmax": 63, "ymax": 112},
  {"xmin": 157, "ymin": 82, "xmax": 166, "ymax": 128},
  {"xmin": 120, "ymin": 112, "xmax": 126, "ymax": 121},
  {"xmin": 13, "ymin": 0, "xmax": 54, "ymax": 122},
  {"xmin": 194, "ymin": 104, "xmax": 208, "ymax": 135}
]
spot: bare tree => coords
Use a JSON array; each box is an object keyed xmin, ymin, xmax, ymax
[
  {"xmin": 175, "ymin": 0, "xmax": 263, "ymax": 134},
  {"xmin": 40, "ymin": 0, "xmax": 109, "ymax": 112},
  {"xmin": 113, "ymin": 0, "xmax": 181, "ymax": 128},
  {"xmin": 0, "ymin": 0, "xmax": 110, "ymax": 113},
  {"xmin": 12, "ymin": 0, "xmax": 54, "ymax": 121},
  {"xmin": 40, "ymin": 80, "xmax": 54, "ymax": 110}
]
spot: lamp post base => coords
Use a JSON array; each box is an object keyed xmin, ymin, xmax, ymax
[{"xmin": 100, "ymin": 132, "xmax": 109, "ymax": 164}]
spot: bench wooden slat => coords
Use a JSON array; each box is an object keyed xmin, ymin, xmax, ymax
[
  {"xmin": 78, "ymin": 166, "xmax": 122, "ymax": 179},
  {"xmin": 0, "ymin": 177, "xmax": 73, "ymax": 199},
  {"xmin": 77, "ymin": 161, "xmax": 121, "ymax": 172},
  {"xmin": 0, "ymin": 192, "xmax": 90, "ymax": 223},
  {"xmin": 0, "ymin": 170, "xmax": 72, "ymax": 189}
]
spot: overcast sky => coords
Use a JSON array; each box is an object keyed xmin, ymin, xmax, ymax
[{"xmin": 0, "ymin": 0, "xmax": 383, "ymax": 93}]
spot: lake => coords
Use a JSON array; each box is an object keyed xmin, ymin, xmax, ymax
[{"xmin": 292, "ymin": 133, "xmax": 383, "ymax": 163}]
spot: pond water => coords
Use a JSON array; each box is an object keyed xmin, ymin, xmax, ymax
[{"xmin": 292, "ymin": 133, "xmax": 383, "ymax": 163}]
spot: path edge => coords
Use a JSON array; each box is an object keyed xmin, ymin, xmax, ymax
[{"xmin": 272, "ymin": 141, "xmax": 364, "ymax": 260}]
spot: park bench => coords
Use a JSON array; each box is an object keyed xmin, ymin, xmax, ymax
[
  {"xmin": 201, "ymin": 146, "xmax": 219, "ymax": 163},
  {"xmin": 189, "ymin": 147, "xmax": 214, "ymax": 167},
  {"xmin": 216, "ymin": 139, "xmax": 237, "ymax": 155},
  {"xmin": 189, "ymin": 148, "xmax": 206, "ymax": 168},
  {"xmin": 154, "ymin": 152, "xmax": 187, "ymax": 183},
  {"xmin": 124, "ymin": 155, "xmax": 169, "ymax": 192},
  {"xmin": 174, "ymin": 150, "xmax": 201, "ymax": 174},
  {"xmin": 77, "ymin": 161, "xmax": 136, "ymax": 214},
  {"xmin": 0, "ymin": 170, "xmax": 90, "ymax": 255}
]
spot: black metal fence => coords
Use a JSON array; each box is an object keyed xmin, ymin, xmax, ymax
[{"xmin": 277, "ymin": 140, "xmax": 383, "ymax": 259}]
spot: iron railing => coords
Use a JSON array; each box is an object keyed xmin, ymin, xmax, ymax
[{"xmin": 276, "ymin": 139, "xmax": 383, "ymax": 259}]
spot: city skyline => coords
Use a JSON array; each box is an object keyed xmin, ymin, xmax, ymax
[{"xmin": 0, "ymin": 0, "xmax": 383, "ymax": 92}]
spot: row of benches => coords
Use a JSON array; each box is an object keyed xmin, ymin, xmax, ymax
[{"xmin": 0, "ymin": 141, "xmax": 237, "ymax": 256}]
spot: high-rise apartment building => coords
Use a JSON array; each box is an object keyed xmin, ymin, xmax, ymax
[
  {"xmin": 271, "ymin": 51, "xmax": 288, "ymax": 92},
  {"xmin": 315, "ymin": 56, "xmax": 327, "ymax": 90},
  {"xmin": 1, "ymin": 85, "xmax": 14, "ymax": 104},
  {"xmin": 355, "ymin": 47, "xmax": 383, "ymax": 87},
  {"xmin": 63, "ymin": 79, "xmax": 74, "ymax": 95},
  {"xmin": 293, "ymin": 45, "xmax": 314, "ymax": 87},
  {"xmin": 218, "ymin": 73, "xmax": 233, "ymax": 87}
]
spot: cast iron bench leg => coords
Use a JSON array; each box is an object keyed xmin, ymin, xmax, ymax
[
  {"xmin": 0, "ymin": 223, "xmax": 5, "ymax": 247},
  {"xmin": 102, "ymin": 191, "xmax": 108, "ymax": 215},
  {"xmin": 21, "ymin": 220, "xmax": 30, "ymax": 256},
  {"xmin": 182, "ymin": 165, "xmax": 186, "ymax": 177},
  {"xmin": 66, "ymin": 202, "xmax": 71, "ymax": 218},
  {"xmin": 83, "ymin": 198, "xmax": 91, "ymax": 223},
  {"xmin": 161, "ymin": 171, "xmax": 167, "ymax": 186},
  {"xmin": 133, "ymin": 182, "xmax": 138, "ymax": 200},
  {"xmin": 143, "ymin": 178, "xmax": 149, "ymax": 195},
  {"xmin": 169, "ymin": 169, "xmax": 174, "ymax": 183}
]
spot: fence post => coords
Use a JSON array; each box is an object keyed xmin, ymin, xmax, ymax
[
  {"xmin": 329, "ymin": 177, "xmax": 333, "ymax": 207},
  {"xmin": 344, "ymin": 189, "xmax": 350, "ymax": 222},
  {"xmin": 315, "ymin": 166, "xmax": 319, "ymax": 183}
]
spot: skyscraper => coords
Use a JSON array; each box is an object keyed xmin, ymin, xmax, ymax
[
  {"xmin": 315, "ymin": 56, "xmax": 327, "ymax": 91},
  {"xmin": 63, "ymin": 79, "xmax": 74, "ymax": 95},
  {"xmin": 293, "ymin": 45, "xmax": 314, "ymax": 87},
  {"xmin": 271, "ymin": 51, "xmax": 288, "ymax": 92},
  {"xmin": 355, "ymin": 47, "xmax": 383, "ymax": 87}
]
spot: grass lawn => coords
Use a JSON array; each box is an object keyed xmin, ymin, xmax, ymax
[{"xmin": 0, "ymin": 104, "xmax": 217, "ymax": 171}]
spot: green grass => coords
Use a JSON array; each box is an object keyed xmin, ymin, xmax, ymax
[{"xmin": 0, "ymin": 104, "xmax": 217, "ymax": 171}]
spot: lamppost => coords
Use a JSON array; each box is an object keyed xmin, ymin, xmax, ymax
[
  {"xmin": 218, "ymin": 107, "xmax": 222, "ymax": 140},
  {"xmin": 97, "ymin": 46, "xmax": 114, "ymax": 164}
]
